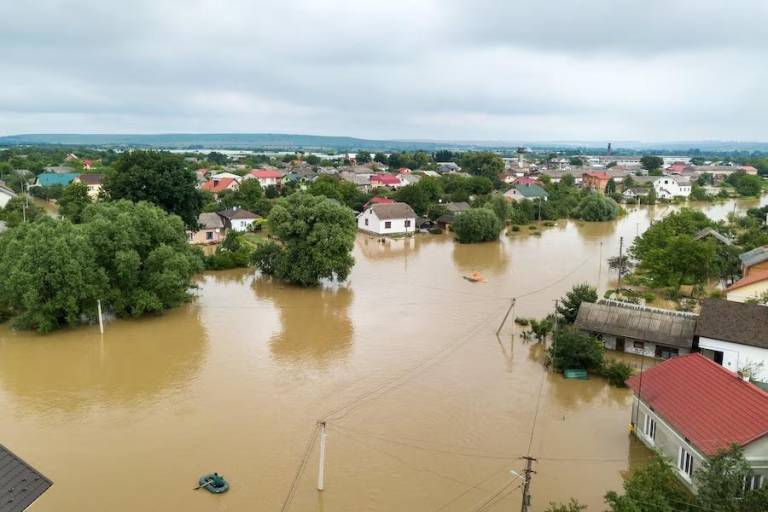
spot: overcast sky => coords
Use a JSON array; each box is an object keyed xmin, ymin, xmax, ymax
[{"xmin": 2, "ymin": 0, "xmax": 767, "ymax": 141}]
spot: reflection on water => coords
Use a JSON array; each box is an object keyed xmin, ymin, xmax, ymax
[
  {"xmin": 252, "ymin": 278, "xmax": 354, "ymax": 364},
  {"xmin": 0, "ymin": 197, "xmax": 765, "ymax": 511}
]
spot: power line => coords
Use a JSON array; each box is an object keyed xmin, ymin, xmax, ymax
[
  {"xmin": 431, "ymin": 467, "xmax": 518, "ymax": 512},
  {"xmin": 279, "ymin": 422, "xmax": 321, "ymax": 512},
  {"xmin": 515, "ymin": 255, "xmax": 593, "ymax": 300}
]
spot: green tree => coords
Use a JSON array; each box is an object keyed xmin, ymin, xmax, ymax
[
  {"xmin": 549, "ymin": 328, "xmax": 604, "ymax": 372},
  {"xmin": 308, "ymin": 175, "xmax": 368, "ymax": 210},
  {"xmin": 726, "ymin": 172, "xmax": 763, "ymax": 197},
  {"xmin": 80, "ymin": 200, "xmax": 203, "ymax": 317},
  {"xmin": 640, "ymin": 155, "xmax": 664, "ymax": 171},
  {"xmin": 484, "ymin": 194, "xmax": 510, "ymax": 223},
  {"xmin": 695, "ymin": 445, "xmax": 768, "ymax": 512},
  {"xmin": 207, "ymin": 151, "xmax": 228, "ymax": 165},
  {"xmin": 374, "ymin": 152, "xmax": 388, "ymax": 164},
  {"xmin": 605, "ymin": 178, "xmax": 617, "ymax": 194},
  {"xmin": 459, "ymin": 152, "xmax": 504, "ymax": 183},
  {"xmin": 452, "ymin": 208, "xmax": 502, "ymax": 243},
  {"xmin": 356, "ymin": 151, "xmax": 372, "ymax": 164},
  {"xmin": 573, "ymin": 193, "xmax": 619, "ymax": 221},
  {"xmin": 233, "ymin": 178, "xmax": 263, "ymax": 211},
  {"xmin": 58, "ymin": 182, "xmax": 91, "ymax": 223},
  {"xmin": 251, "ymin": 193, "xmax": 356, "ymax": 286},
  {"xmin": 556, "ymin": 284, "xmax": 598, "ymax": 324},
  {"xmin": 604, "ymin": 456, "xmax": 693, "ymax": 512},
  {"xmin": 103, "ymin": 150, "xmax": 202, "ymax": 226},
  {"xmin": 393, "ymin": 178, "xmax": 442, "ymax": 215},
  {"xmin": 546, "ymin": 500, "xmax": 587, "ymax": 512},
  {"xmin": 0, "ymin": 219, "xmax": 108, "ymax": 332},
  {"xmin": 0, "ymin": 196, "xmax": 44, "ymax": 227},
  {"xmin": 569, "ymin": 156, "xmax": 584, "ymax": 166}
]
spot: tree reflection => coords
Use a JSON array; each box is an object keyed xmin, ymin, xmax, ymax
[
  {"xmin": 451, "ymin": 240, "xmax": 509, "ymax": 276},
  {"xmin": 0, "ymin": 305, "xmax": 208, "ymax": 412},
  {"xmin": 252, "ymin": 278, "xmax": 354, "ymax": 365}
]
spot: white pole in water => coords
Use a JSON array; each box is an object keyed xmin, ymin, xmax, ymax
[
  {"xmin": 97, "ymin": 299, "xmax": 104, "ymax": 334},
  {"xmin": 317, "ymin": 421, "xmax": 327, "ymax": 491}
]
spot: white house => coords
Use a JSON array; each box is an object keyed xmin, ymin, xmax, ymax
[
  {"xmin": 217, "ymin": 208, "xmax": 260, "ymax": 232},
  {"xmin": 653, "ymin": 176, "xmax": 691, "ymax": 199},
  {"xmin": 358, "ymin": 202, "xmax": 416, "ymax": 236},
  {"xmin": 210, "ymin": 172, "xmax": 242, "ymax": 182},
  {"xmin": 246, "ymin": 169, "xmax": 282, "ymax": 188},
  {"xmin": 695, "ymin": 299, "xmax": 768, "ymax": 383},
  {"xmin": 0, "ymin": 183, "xmax": 17, "ymax": 208},
  {"xmin": 73, "ymin": 173, "xmax": 103, "ymax": 199},
  {"xmin": 628, "ymin": 354, "xmax": 768, "ymax": 493}
]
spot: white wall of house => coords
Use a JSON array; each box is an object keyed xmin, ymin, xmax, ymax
[
  {"xmin": 357, "ymin": 209, "xmax": 414, "ymax": 235},
  {"xmin": 698, "ymin": 336, "xmax": 768, "ymax": 382},
  {"xmin": 230, "ymin": 218, "xmax": 256, "ymax": 232},
  {"xmin": 0, "ymin": 190, "xmax": 15, "ymax": 208},
  {"xmin": 654, "ymin": 177, "xmax": 691, "ymax": 199},
  {"xmin": 727, "ymin": 281, "xmax": 768, "ymax": 304}
]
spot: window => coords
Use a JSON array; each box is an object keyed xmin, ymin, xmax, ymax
[
  {"xmin": 364, "ymin": 218, "xmax": 369, "ymax": 226},
  {"xmin": 405, "ymin": 220, "xmax": 411, "ymax": 228},
  {"xmin": 745, "ymin": 474, "xmax": 763, "ymax": 492},
  {"xmin": 384, "ymin": 221, "xmax": 391, "ymax": 229},
  {"xmin": 678, "ymin": 447, "xmax": 694, "ymax": 479},
  {"xmin": 633, "ymin": 341, "xmax": 645, "ymax": 350},
  {"xmin": 642, "ymin": 414, "xmax": 657, "ymax": 443},
  {"xmin": 206, "ymin": 231, "xmax": 213, "ymax": 240}
]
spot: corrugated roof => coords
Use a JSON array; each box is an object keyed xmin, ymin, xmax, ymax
[
  {"xmin": 36, "ymin": 172, "xmax": 80, "ymax": 187},
  {"xmin": 76, "ymin": 173, "xmax": 103, "ymax": 186},
  {"xmin": 197, "ymin": 212, "xmax": 224, "ymax": 229},
  {"xmin": 626, "ymin": 353, "xmax": 768, "ymax": 455},
  {"xmin": 740, "ymin": 246, "xmax": 768, "ymax": 269},
  {"xmin": 574, "ymin": 301, "xmax": 697, "ymax": 348},
  {"xmin": 217, "ymin": 208, "xmax": 258, "ymax": 220},
  {"xmin": 695, "ymin": 299, "xmax": 768, "ymax": 348},
  {"xmin": 693, "ymin": 228, "xmax": 732, "ymax": 246},
  {"xmin": 370, "ymin": 202, "xmax": 416, "ymax": 220},
  {"xmin": 0, "ymin": 444, "xmax": 52, "ymax": 512}
]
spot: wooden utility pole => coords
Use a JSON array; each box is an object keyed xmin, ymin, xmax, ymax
[
  {"xmin": 520, "ymin": 456, "xmax": 537, "ymax": 512},
  {"xmin": 617, "ymin": 236, "xmax": 624, "ymax": 293},
  {"xmin": 317, "ymin": 421, "xmax": 327, "ymax": 491},
  {"xmin": 496, "ymin": 298, "xmax": 516, "ymax": 336}
]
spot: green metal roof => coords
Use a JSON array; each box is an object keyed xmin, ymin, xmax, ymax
[
  {"xmin": 513, "ymin": 184, "xmax": 548, "ymax": 198},
  {"xmin": 36, "ymin": 173, "xmax": 80, "ymax": 187}
]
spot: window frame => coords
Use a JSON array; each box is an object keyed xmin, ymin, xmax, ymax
[
  {"xmin": 678, "ymin": 446, "xmax": 694, "ymax": 480},
  {"xmin": 642, "ymin": 414, "xmax": 657, "ymax": 445},
  {"xmin": 384, "ymin": 221, "xmax": 392, "ymax": 229}
]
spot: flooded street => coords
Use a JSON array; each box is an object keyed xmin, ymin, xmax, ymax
[{"xmin": 1, "ymin": 197, "xmax": 766, "ymax": 511}]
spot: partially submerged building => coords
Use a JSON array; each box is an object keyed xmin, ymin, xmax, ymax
[{"xmin": 574, "ymin": 300, "xmax": 697, "ymax": 359}]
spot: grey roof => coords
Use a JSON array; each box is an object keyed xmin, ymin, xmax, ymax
[
  {"xmin": 575, "ymin": 300, "xmax": 697, "ymax": 349},
  {"xmin": 0, "ymin": 184, "xmax": 17, "ymax": 198},
  {"xmin": 740, "ymin": 246, "xmax": 768, "ymax": 268},
  {"xmin": 0, "ymin": 444, "xmax": 52, "ymax": 512},
  {"xmin": 444, "ymin": 202, "xmax": 471, "ymax": 213},
  {"xmin": 696, "ymin": 299, "xmax": 768, "ymax": 349},
  {"xmin": 370, "ymin": 202, "xmax": 416, "ymax": 220},
  {"xmin": 198, "ymin": 212, "xmax": 224, "ymax": 229},
  {"xmin": 694, "ymin": 228, "xmax": 733, "ymax": 246},
  {"xmin": 217, "ymin": 208, "xmax": 258, "ymax": 220}
]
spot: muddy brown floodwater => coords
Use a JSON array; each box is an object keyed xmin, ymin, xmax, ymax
[{"xmin": 1, "ymin": 198, "xmax": 766, "ymax": 511}]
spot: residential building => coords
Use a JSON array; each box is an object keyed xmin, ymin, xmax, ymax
[
  {"xmin": 358, "ymin": 202, "xmax": 416, "ymax": 236},
  {"xmin": 740, "ymin": 246, "xmax": 768, "ymax": 277},
  {"xmin": 34, "ymin": 172, "xmax": 80, "ymax": 187},
  {"xmin": 537, "ymin": 169, "xmax": 580, "ymax": 184},
  {"xmin": 575, "ymin": 300, "xmax": 696, "ymax": 359},
  {"xmin": 0, "ymin": 443, "xmax": 53, "ymax": 512},
  {"xmin": 693, "ymin": 227, "xmax": 732, "ymax": 246},
  {"xmin": 622, "ymin": 187, "xmax": 649, "ymax": 201},
  {"xmin": 82, "ymin": 159, "xmax": 94, "ymax": 170},
  {"xmin": 246, "ymin": 169, "xmax": 283, "ymax": 188},
  {"xmin": 43, "ymin": 165, "xmax": 76, "ymax": 174},
  {"xmin": 727, "ymin": 271, "xmax": 768, "ymax": 304},
  {"xmin": 695, "ymin": 299, "xmax": 768, "ymax": 382},
  {"xmin": 187, "ymin": 212, "xmax": 226, "ymax": 245},
  {"xmin": 436, "ymin": 162, "xmax": 460, "ymax": 173},
  {"xmin": 217, "ymin": 208, "xmax": 259, "ymax": 232},
  {"xmin": 627, "ymin": 353, "xmax": 768, "ymax": 492},
  {"xmin": 653, "ymin": 176, "xmax": 691, "ymax": 199},
  {"xmin": 503, "ymin": 184, "xmax": 548, "ymax": 202},
  {"xmin": 512, "ymin": 177, "xmax": 539, "ymax": 187},
  {"xmin": 435, "ymin": 201, "xmax": 471, "ymax": 229},
  {"xmin": 201, "ymin": 177, "xmax": 239, "ymax": 197},
  {"xmin": 73, "ymin": 173, "xmax": 103, "ymax": 199},
  {"xmin": 398, "ymin": 173, "xmax": 421, "ymax": 186},
  {"xmin": 582, "ymin": 171, "xmax": 611, "ymax": 192},
  {"xmin": 370, "ymin": 173, "xmax": 402, "ymax": 189},
  {"xmin": 0, "ymin": 183, "xmax": 17, "ymax": 208},
  {"xmin": 210, "ymin": 171, "xmax": 242, "ymax": 181}
]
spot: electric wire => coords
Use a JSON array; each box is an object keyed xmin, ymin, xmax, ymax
[{"xmin": 279, "ymin": 422, "xmax": 321, "ymax": 512}]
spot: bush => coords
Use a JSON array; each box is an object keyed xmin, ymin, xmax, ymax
[
  {"xmin": 642, "ymin": 292, "xmax": 656, "ymax": 303},
  {"xmin": 514, "ymin": 317, "xmax": 530, "ymax": 326},
  {"xmin": 573, "ymin": 193, "xmax": 620, "ymax": 221},
  {"xmin": 600, "ymin": 359, "xmax": 633, "ymax": 387},
  {"xmin": 428, "ymin": 226, "xmax": 443, "ymax": 235},
  {"xmin": 528, "ymin": 225, "xmax": 538, "ymax": 230},
  {"xmin": 549, "ymin": 327, "xmax": 605, "ymax": 372},
  {"xmin": 509, "ymin": 225, "xmax": 521, "ymax": 232},
  {"xmin": 543, "ymin": 220, "xmax": 556, "ymax": 227},
  {"xmin": 452, "ymin": 208, "xmax": 502, "ymax": 243}
]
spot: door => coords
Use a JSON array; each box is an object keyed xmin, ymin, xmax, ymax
[{"xmin": 616, "ymin": 337, "xmax": 625, "ymax": 352}]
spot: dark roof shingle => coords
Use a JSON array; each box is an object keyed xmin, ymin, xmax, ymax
[
  {"xmin": 0, "ymin": 444, "xmax": 52, "ymax": 512},
  {"xmin": 695, "ymin": 299, "xmax": 768, "ymax": 348},
  {"xmin": 370, "ymin": 202, "xmax": 416, "ymax": 220}
]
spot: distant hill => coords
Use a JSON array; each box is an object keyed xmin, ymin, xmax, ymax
[{"xmin": 1, "ymin": 133, "xmax": 768, "ymax": 153}]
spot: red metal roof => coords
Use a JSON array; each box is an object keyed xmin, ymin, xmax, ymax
[
  {"xmin": 627, "ymin": 353, "xmax": 768, "ymax": 455},
  {"xmin": 583, "ymin": 171, "xmax": 610, "ymax": 179},
  {"xmin": 371, "ymin": 174, "xmax": 401, "ymax": 185},
  {"xmin": 365, "ymin": 197, "xmax": 395, "ymax": 208},
  {"xmin": 201, "ymin": 178, "xmax": 237, "ymax": 193},
  {"xmin": 250, "ymin": 169, "xmax": 282, "ymax": 179}
]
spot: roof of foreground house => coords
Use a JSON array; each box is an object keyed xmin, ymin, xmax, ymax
[
  {"xmin": 369, "ymin": 202, "xmax": 416, "ymax": 220},
  {"xmin": 506, "ymin": 184, "xmax": 548, "ymax": 199},
  {"xmin": 0, "ymin": 443, "xmax": 53, "ymax": 512},
  {"xmin": 575, "ymin": 300, "xmax": 697, "ymax": 349},
  {"xmin": 217, "ymin": 208, "xmax": 259, "ymax": 220},
  {"xmin": 627, "ymin": 353, "xmax": 768, "ymax": 455},
  {"xmin": 740, "ymin": 246, "xmax": 768, "ymax": 268},
  {"xmin": 76, "ymin": 173, "xmax": 103, "ymax": 186},
  {"xmin": 370, "ymin": 173, "xmax": 401, "ymax": 186},
  {"xmin": 695, "ymin": 298, "xmax": 768, "ymax": 349},
  {"xmin": 197, "ymin": 212, "xmax": 225, "ymax": 229},
  {"xmin": 249, "ymin": 169, "xmax": 283, "ymax": 179}
]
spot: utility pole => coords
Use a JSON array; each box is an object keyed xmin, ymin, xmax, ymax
[
  {"xmin": 553, "ymin": 299, "xmax": 559, "ymax": 336},
  {"xmin": 520, "ymin": 456, "xmax": 537, "ymax": 512},
  {"xmin": 617, "ymin": 236, "xmax": 624, "ymax": 293},
  {"xmin": 317, "ymin": 421, "xmax": 327, "ymax": 491},
  {"xmin": 496, "ymin": 298, "xmax": 516, "ymax": 336},
  {"xmin": 97, "ymin": 299, "xmax": 104, "ymax": 335}
]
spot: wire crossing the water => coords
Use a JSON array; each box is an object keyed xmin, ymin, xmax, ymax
[{"xmin": 279, "ymin": 422, "xmax": 321, "ymax": 512}]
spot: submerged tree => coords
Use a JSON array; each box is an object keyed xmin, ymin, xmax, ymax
[
  {"xmin": 452, "ymin": 208, "xmax": 502, "ymax": 243},
  {"xmin": 556, "ymin": 284, "xmax": 598, "ymax": 324},
  {"xmin": 252, "ymin": 193, "xmax": 356, "ymax": 286}
]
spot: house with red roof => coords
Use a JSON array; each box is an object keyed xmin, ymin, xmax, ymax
[
  {"xmin": 246, "ymin": 169, "xmax": 283, "ymax": 188},
  {"xmin": 628, "ymin": 353, "xmax": 768, "ymax": 491},
  {"xmin": 370, "ymin": 173, "xmax": 402, "ymax": 189},
  {"xmin": 363, "ymin": 197, "xmax": 395, "ymax": 209},
  {"xmin": 582, "ymin": 171, "xmax": 611, "ymax": 192},
  {"xmin": 200, "ymin": 177, "xmax": 239, "ymax": 198}
]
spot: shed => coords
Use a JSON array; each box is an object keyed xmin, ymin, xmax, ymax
[{"xmin": 0, "ymin": 444, "xmax": 52, "ymax": 512}]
